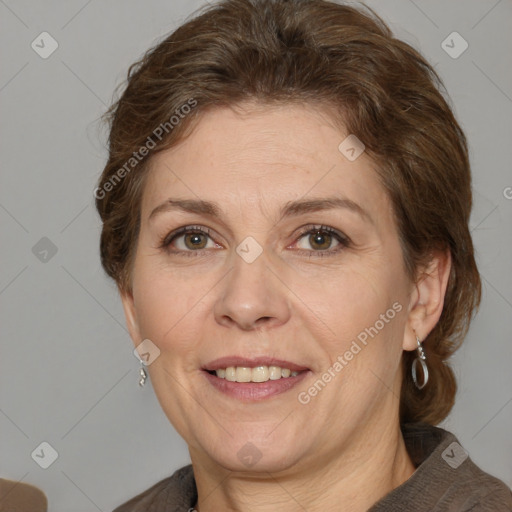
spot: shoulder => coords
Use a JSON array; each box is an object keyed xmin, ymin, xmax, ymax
[
  {"xmin": 112, "ymin": 464, "xmax": 196, "ymax": 512},
  {"xmin": 371, "ymin": 423, "xmax": 512, "ymax": 511},
  {"xmin": 436, "ymin": 472, "xmax": 512, "ymax": 511},
  {"xmin": 447, "ymin": 457, "xmax": 512, "ymax": 511}
]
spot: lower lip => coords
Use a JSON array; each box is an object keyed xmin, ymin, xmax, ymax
[{"xmin": 202, "ymin": 370, "xmax": 311, "ymax": 401}]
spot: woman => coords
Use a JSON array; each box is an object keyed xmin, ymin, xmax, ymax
[{"xmin": 95, "ymin": 0, "xmax": 512, "ymax": 510}]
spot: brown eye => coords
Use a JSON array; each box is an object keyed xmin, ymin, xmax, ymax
[
  {"xmin": 293, "ymin": 225, "xmax": 350, "ymax": 256},
  {"xmin": 161, "ymin": 226, "xmax": 217, "ymax": 254},
  {"xmin": 308, "ymin": 231, "xmax": 333, "ymax": 251},
  {"xmin": 183, "ymin": 232, "xmax": 208, "ymax": 250}
]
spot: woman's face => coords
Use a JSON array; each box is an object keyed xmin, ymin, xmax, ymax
[{"xmin": 122, "ymin": 103, "xmax": 418, "ymax": 473}]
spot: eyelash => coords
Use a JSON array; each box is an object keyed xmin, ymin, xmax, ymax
[{"xmin": 158, "ymin": 224, "xmax": 351, "ymax": 258}]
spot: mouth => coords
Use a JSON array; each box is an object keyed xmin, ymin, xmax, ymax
[
  {"xmin": 202, "ymin": 356, "xmax": 311, "ymax": 401},
  {"xmin": 205, "ymin": 366, "xmax": 303, "ymax": 382}
]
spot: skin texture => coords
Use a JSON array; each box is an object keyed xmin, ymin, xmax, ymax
[{"xmin": 121, "ymin": 103, "xmax": 451, "ymax": 512}]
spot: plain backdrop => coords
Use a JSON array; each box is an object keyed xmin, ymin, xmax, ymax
[{"xmin": 1, "ymin": 0, "xmax": 511, "ymax": 510}]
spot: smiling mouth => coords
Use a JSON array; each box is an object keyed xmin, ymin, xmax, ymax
[
  {"xmin": 203, "ymin": 366, "xmax": 310, "ymax": 401},
  {"xmin": 206, "ymin": 365, "xmax": 305, "ymax": 383},
  {"xmin": 202, "ymin": 357, "xmax": 311, "ymax": 400}
]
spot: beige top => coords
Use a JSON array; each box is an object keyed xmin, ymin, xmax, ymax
[{"xmin": 113, "ymin": 423, "xmax": 512, "ymax": 511}]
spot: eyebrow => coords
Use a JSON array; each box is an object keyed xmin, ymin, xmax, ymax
[{"xmin": 148, "ymin": 196, "xmax": 372, "ymax": 224}]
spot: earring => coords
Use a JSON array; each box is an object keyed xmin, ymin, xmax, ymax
[
  {"xmin": 411, "ymin": 334, "xmax": 429, "ymax": 390},
  {"xmin": 138, "ymin": 362, "xmax": 147, "ymax": 387}
]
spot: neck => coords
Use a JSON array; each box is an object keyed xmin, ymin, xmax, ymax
[{"xmin": 191, "ymin": 419, "xmax": 415, "ymax": 512}]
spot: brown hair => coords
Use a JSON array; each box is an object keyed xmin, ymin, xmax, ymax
[{"xmin": 95, "ymin": 0, "xmax": 481, "ymax": 425}]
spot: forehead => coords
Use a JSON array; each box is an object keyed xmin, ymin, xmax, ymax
[{"xmin": 141, "ymin": 103, "xmax": 390, "ymax": 225}]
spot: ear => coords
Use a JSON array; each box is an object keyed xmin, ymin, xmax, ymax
[
  {"xmin": 119, "ymin": 287, "xmax": 142, "ymax": 347},
  {"xmin": 403, "ymin": 249, "xmax": 452, "ymax": 351}
]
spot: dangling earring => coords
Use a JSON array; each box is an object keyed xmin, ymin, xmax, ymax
[
  {"xmin": 411, "ymin": 334, "xmax": 429, "ymax": 390},
  {"xmin": 138, "ymin": 362, "xmax": 147, "ymax": 387}
]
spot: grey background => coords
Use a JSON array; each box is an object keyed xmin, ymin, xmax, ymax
[{"xmin": 1, "ymin": 0, "xmax": 511, "ymax": 510}]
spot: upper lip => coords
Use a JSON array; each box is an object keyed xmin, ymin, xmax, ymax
[{"xmin": 203, "ymin": 356, "xmax": 309, "ymax": 372}]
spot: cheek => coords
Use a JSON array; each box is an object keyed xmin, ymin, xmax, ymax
[
  {"xmin": 131, "ymin": 262, "xmax": 204, "ymax": 348},
  {"xmin": 294, "ymin": 259, "xmax": 408, "ymax": 366}
]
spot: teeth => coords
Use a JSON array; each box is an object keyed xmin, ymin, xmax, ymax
[
  {"xmin": 269, "ymin": 366, "xmax": 282, "ymax": 380},
  {"xmin": 252, "ymin": 366, "xmax": 269, "ymax": 382},
  {"xmin": 235, "ymin": 367, "xmax": 252, "ymax": 382},
  {"xmin": 213, "ymin": 365, "xmax": 302, "ymax": 382}
]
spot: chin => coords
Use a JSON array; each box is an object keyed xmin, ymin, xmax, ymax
[
  {"xmin": 201, "ymin": 432, "xmax": 308, "ymax": 474},
  {"xmin": 213, "ymin": 450, "xmax": 301, "ymax": 474}
]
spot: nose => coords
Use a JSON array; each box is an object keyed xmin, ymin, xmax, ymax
[{"xmin": 213, "ymin": 250, "xmax": 291, "ymax": 331}]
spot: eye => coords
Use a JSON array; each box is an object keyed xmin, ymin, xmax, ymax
[
  {"xmin": 293, "ymin": 225, "xmax": 350, "ymax": 255},
  {"xmin": 159, "ymin": 225, "xmax": 219, "ymax": 255}
]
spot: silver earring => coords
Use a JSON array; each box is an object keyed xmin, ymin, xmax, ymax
[
  {"xmin": 411, "ymin": 335, "xmax": 429, "ymax": 390},
  {"xmin": 138, "ymin": 362, "xmax": 147, "ymax": 387}
]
